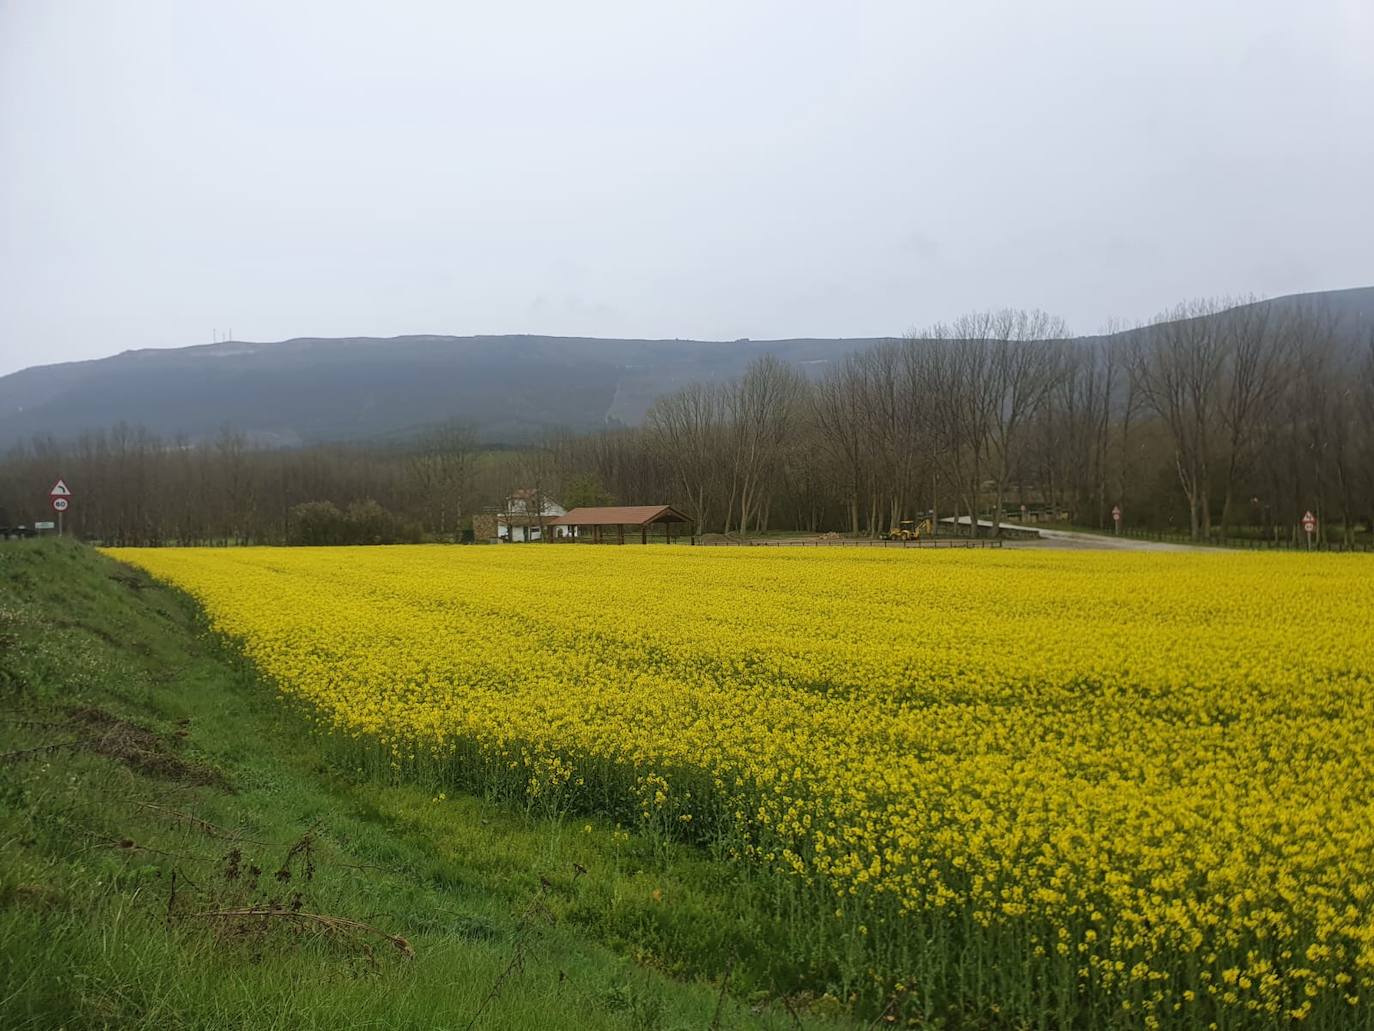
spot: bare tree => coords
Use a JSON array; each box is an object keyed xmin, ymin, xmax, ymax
[
  {"xmin": 1359, "ymin": 333, "xmax": 1374, "ymax": 531},
  {"xmin": 982, "ymin": 310, "xmax": 1068, "ymax": 536},
  {"xmin": 813, "ymin": 355, "xmax": 872, "ymax": 535},
  {"xmin": 1130, "ymin": 300, "xmax": 1228, "ymax": 539},
  {"xmin": 646, "ymin": 382, "xmax": 725, "ymax": 535},
  {"xmin": 1215, "ymin": 299, "xmax": 1284, "ymax": 534},
  {"xmin": 723, "ymin": 355, "xmax": 804, "ymax": 536},
  {"xmin": 408, "ymin": 420, "xmax": 475, "ymax": 539},
  {"xmin": 517, "ymin": 435, "xmax": 560, "ymax": 541}
]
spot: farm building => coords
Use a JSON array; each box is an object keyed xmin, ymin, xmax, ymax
[
  {"xmin": 473, "ymin": 490, "xmax": 568, "ymax": 542},
  {"xmin": 548, "ymin": 505, "xmax": 692, "ymax": 544}
]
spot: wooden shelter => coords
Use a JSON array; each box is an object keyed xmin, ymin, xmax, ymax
[{"xmin": 547, "ymin": 505, "xmax": 692, "ymax": 544}]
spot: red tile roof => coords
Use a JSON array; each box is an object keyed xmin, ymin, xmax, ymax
[{"xmin": 548, "ymin": 505, "xmax": 690, "ymax": 526}]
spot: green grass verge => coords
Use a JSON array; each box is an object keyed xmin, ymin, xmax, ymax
[{"xmin": 0, "ymin": 539, "xmax": 855, "ymax": 1030}]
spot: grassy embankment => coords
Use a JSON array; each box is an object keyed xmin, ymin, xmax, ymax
[{"xmin": 0, "ymin": 539, "xmax": 851, "ymax": 1030}]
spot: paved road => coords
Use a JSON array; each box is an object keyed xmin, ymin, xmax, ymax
[
  {"xmin": 943, "ymin": 517, "xmax": 1212, "ymax": 552},
  {"xmin": 1009, "ymin": 526, "xmax": 1210, "ymax": 552},
  {"xmin": 704, "ymin": 525, "xmax": 1214, "ymax": 553}
]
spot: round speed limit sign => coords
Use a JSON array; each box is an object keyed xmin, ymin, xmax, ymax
[{"xmin": 51, "ymin": 497, "xmax": 69, "ymax": 513}]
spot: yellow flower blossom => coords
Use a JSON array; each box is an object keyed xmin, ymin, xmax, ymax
[{"xmin": 107, "ymin": 544, "xmax": 1374, "ymax": 1023}]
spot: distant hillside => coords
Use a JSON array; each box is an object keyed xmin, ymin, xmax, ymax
[
  {"xmin": 2, "ymin": 287, "xmax": 1371, "ymax": 446},
  {"xmin": 0, "ymin": 335, "xmax": 898, "ymax": 446}
]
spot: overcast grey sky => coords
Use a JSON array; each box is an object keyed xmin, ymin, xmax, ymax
[{"xmin": 1, "ymin": 1, "xmax": 1371, "ymax": 376}]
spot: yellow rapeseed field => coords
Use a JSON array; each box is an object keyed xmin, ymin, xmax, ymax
[{"xmin": 108, "ymin": 544, "xmax": 1374, "ymax": 1026}]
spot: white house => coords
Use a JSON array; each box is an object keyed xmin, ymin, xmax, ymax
[{"xmin": 494, "ymin": 489, "xmax": 567, "ymax": 542}]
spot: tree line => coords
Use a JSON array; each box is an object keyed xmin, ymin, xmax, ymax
[
  {"xmin": 633, "ymin": 298, "xmax": 1373, "ymax": 543},
  {"xmin": 2, "ymin": 297, "xmax": 1370, "ymax": 545}
]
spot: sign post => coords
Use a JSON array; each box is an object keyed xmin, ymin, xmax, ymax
[
  {"xmin": 1302, "ymin": 510, "xmax": 1316, "ymax": 550},
  {"xmin": 1112, "ymin": 504, "xmax": 1122, "ymax": 535},
  {"xmin": 49, "ymin": 479, "xmax": 72, "ymax": 536}
]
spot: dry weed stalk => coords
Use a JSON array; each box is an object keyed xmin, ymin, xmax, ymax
[
  {"xmin": 190, "ymin": 905, "xmax": 414, "ymax": 958},
  {"xmin": 463, "ymin": 872, "xmax": 561, "ymax": 1031}
]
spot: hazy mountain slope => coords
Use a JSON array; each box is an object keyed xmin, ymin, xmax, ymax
[
  {"xmin": 0, "ymin": 334, "xmax": 897, "ymax": 445},
  {"xmin": 1259, "ymin": 285, "xmax": 1374, "ymax": 334},
  {"xmin": 2, "ymin": 287, "xmax": 1370, "ymax": 446}
]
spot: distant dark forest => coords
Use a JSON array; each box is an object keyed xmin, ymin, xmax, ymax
[{"xmin": 2, "ymin": 297, "xmax": 1371, "ymax": 546}]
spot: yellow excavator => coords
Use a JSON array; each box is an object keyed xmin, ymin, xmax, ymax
[{"xmin": 886, "ymin": 518, "xmax": 932, "ymax": 541}]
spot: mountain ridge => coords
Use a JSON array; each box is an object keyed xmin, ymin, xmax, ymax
[{"xmin": 4, "ymin": 287, "xmax": 1371, "ymax": 447}]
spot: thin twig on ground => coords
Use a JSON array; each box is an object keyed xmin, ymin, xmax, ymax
[
  {"xmin": 463, "ymin": 877, "xmax": 552, "ymax": 1031},
  {"xmin": 863, "ymin": 981, "xmax": 912, "ymax": 1030},
  {"xmin": 189, "ymin": 906, "xmax": 414, "ymax": 958},
  {"xmin": 0, "ymin": 739, "xmax": 78, "ymax": 763},
  {"xmin": 133, "ymin": 802, "xmax": 253, "ymax": 842},
  {"xmin": 709, "ymin": 957, "xmax": 736, "ymax": 1031}
]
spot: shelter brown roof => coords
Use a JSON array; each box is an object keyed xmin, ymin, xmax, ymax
[{"xmin": 548, "ymin": 505, "xmax": 690, "ymax": 526}]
